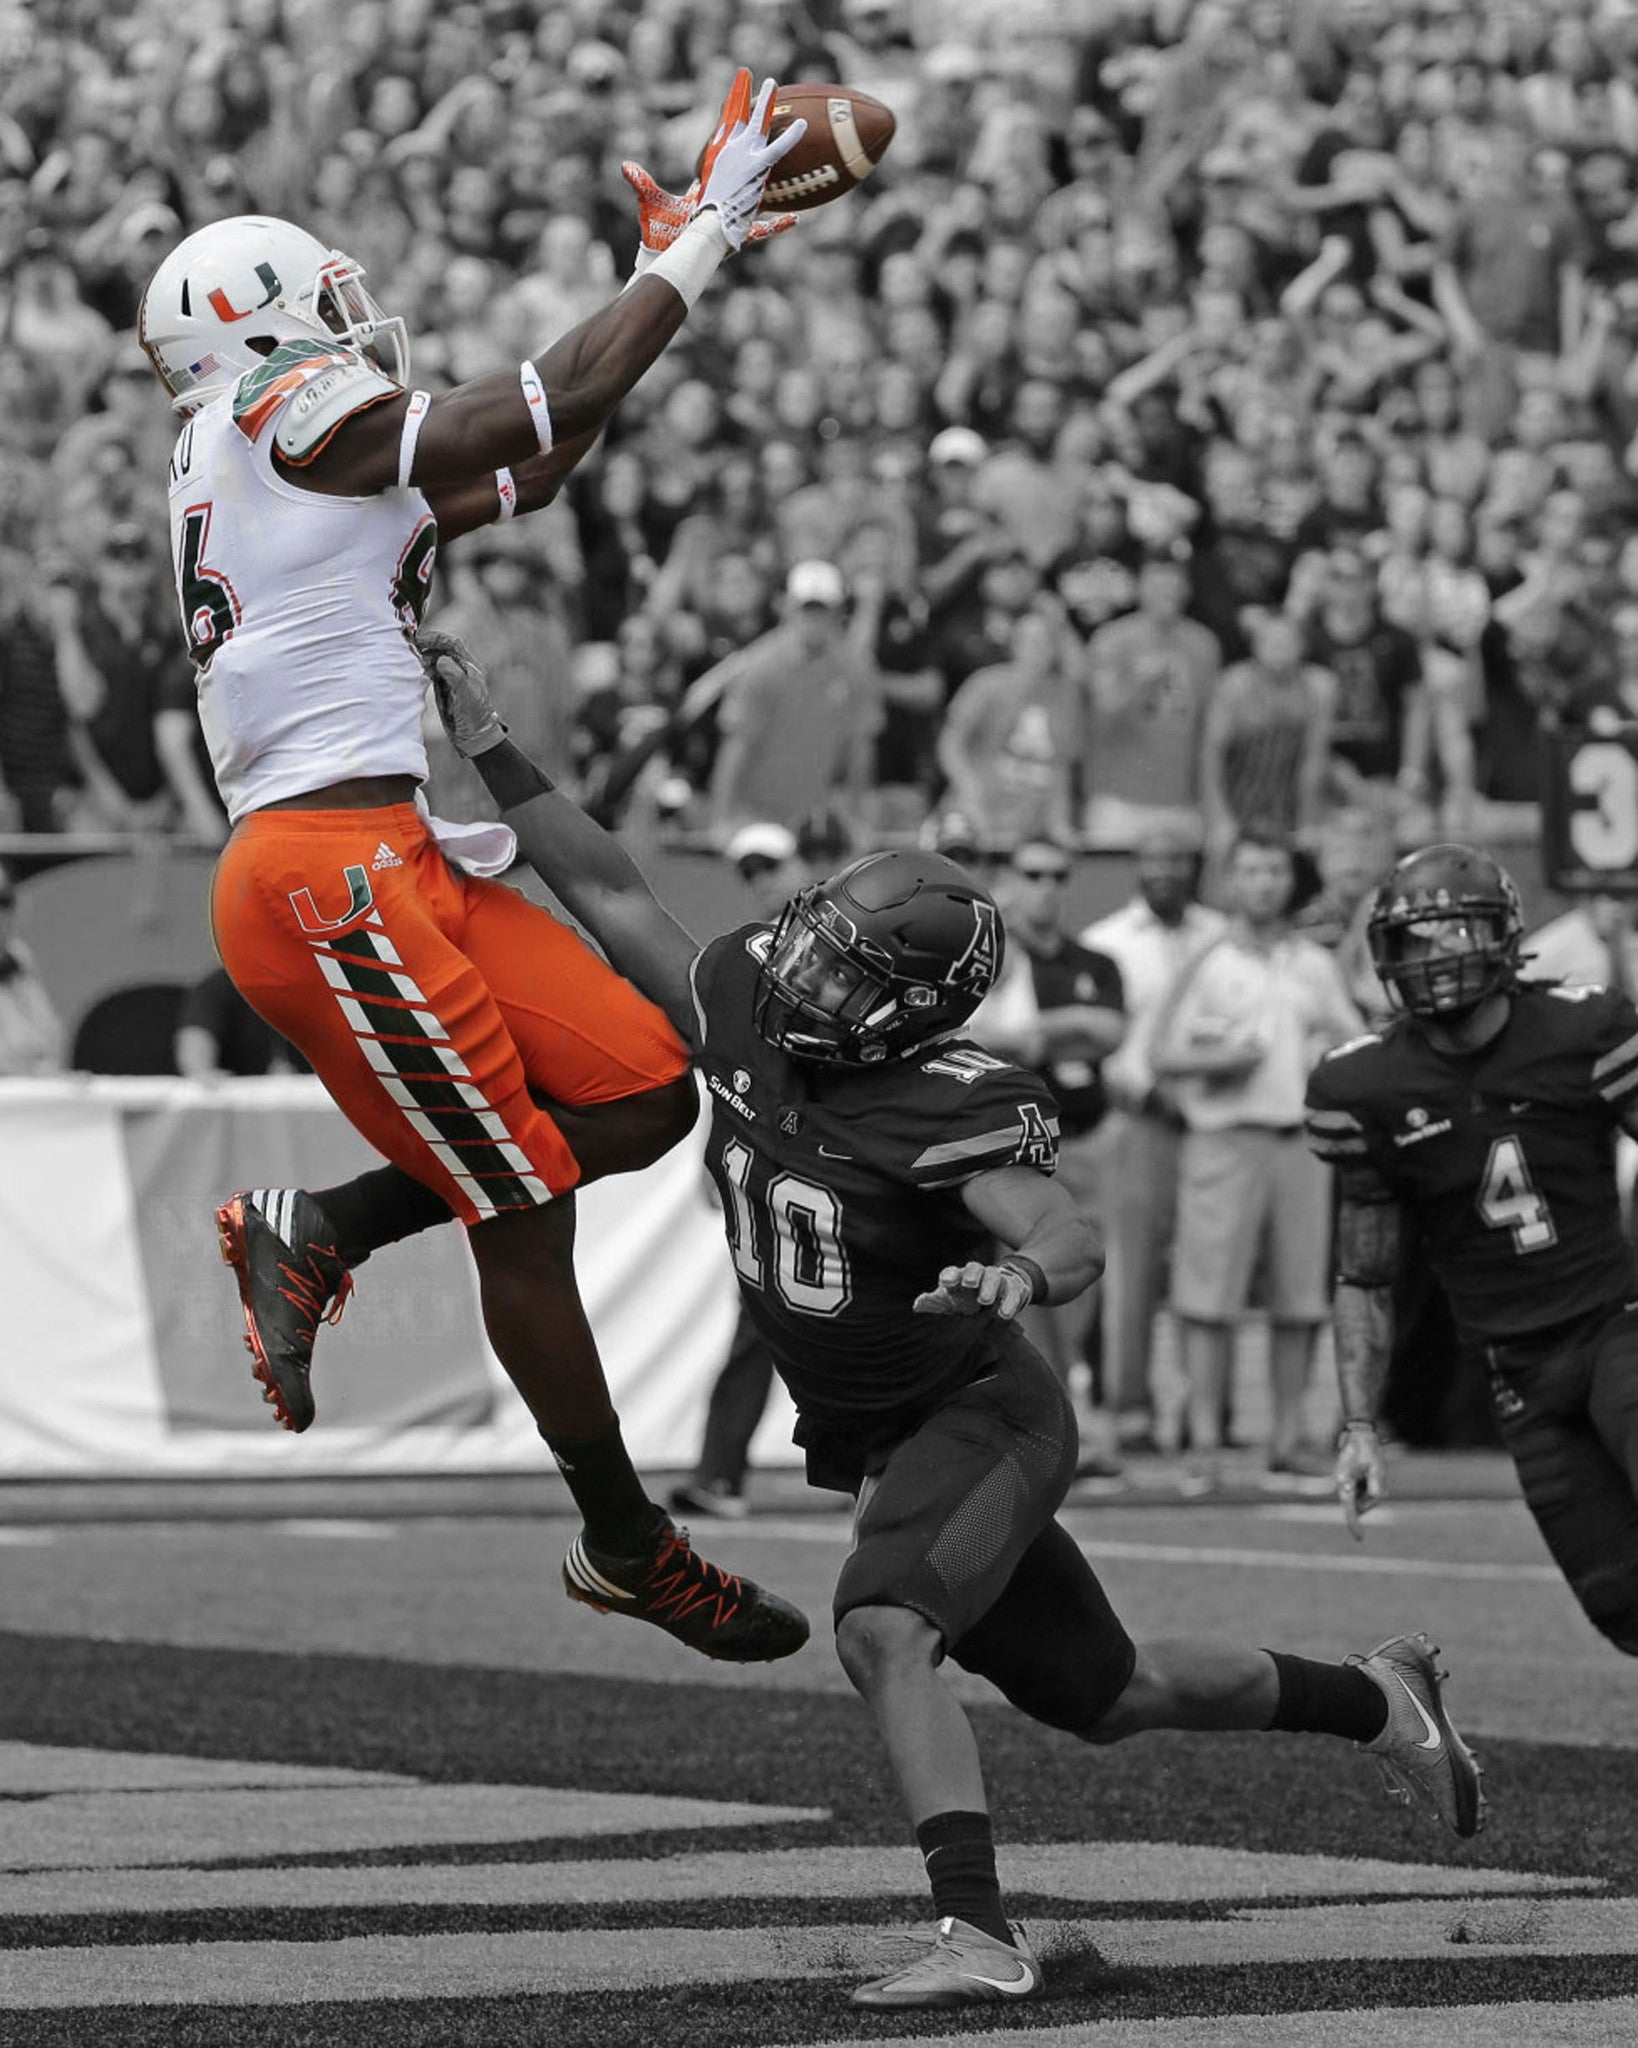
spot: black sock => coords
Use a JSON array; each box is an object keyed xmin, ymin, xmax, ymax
[
  {"xmin": 310, "ymin": 1166, "xmax": 454, "ymax": 1267},
  {"xmin": 1263, "ymin": 1649, "xmax": 1388, "ymax": 1744},
  {"xmin": 916, "ymin": 1810, "xmax": 1011, "ymax": 1945},
  {"xmin": 545, "ymin": 1419, "xmax": 665, "ymax": 1556}
]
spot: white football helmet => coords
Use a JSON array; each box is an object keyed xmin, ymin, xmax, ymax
[{"xmin": 138, "ymin": 215, "xmax": 409, "ymax": 412}]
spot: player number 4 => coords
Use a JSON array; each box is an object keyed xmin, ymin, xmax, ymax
[{"xmin": 1476, "ymin": 1134, "xmax": 1558, "ymax": 1253}]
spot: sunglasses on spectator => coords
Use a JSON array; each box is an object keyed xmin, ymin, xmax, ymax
[
  {"xmin": 1015, "ymin": 863, "xmax": 1070, "ymax": 883},
  {"xmin": 737, "ymin": 855, "xmax": 786, "ymax": 880}
]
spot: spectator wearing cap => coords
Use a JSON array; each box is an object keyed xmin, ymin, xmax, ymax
[
  {"xmin": 937, "ymin": 590, "xmax": 1091, "ymax": 853},
  {"xmin": 0, "ymin": 864, "xmax": 64, "ymax": 1076},
  {"xmin": 706, "ymin": 560, "xmax": 883, "ymax": 847},
  {"xmin": 1083, "ymin": 547, "xmax": 1222, "ymax": 851},
  {"xmin": 915, "ymin": 425, "xmax": 1018, "ymax": 695},
  {"xmin": 1081, "ymin": 822, "xmax": 1226, "ymax": 1453}
]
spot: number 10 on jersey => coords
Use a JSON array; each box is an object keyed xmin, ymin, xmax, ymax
[{"xmin": 719, "ymin": 1137, "xmax": 852, "ymax": 1314}]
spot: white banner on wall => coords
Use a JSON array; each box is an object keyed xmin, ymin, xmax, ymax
[{"xmin": 0, "ymin": 1077, "xmax": 801, "ymax": 1480}]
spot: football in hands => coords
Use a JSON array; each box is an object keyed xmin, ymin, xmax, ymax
[{"xmin": 761, "ymin": 84, "xmax": 896, "ymax": 212}]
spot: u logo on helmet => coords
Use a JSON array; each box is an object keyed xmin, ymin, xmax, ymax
[{"xmin": 207, "ymin": 262, "xmax": 281, "ymax": 323}]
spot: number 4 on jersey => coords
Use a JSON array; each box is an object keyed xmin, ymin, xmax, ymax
[{"xmin": 1476, "ymin": 1134, "xmax": 1558, "ymax": 1253}]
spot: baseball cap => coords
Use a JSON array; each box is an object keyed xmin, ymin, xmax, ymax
[
  {"xmin": 726, "ymin": 822, "xmax": 799, "ymax": 871},
  {"xmin": 1134, "ymin": 815, "xmax": 1204, "ymax": 858},
  {"xmin": 786, "ymin": 559, "xmax": 846, "ymax": 608},
  {"xmin": 929, "ymin": 425, "xmax": 987, "ymax": 467}
]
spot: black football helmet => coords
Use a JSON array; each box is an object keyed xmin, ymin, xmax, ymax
[
  {"xmin": 1366, "ymin": 842, "xmax": 1524, "ymax": 1020},
  {"xmin": 752, "ymin": 848, "xmax": 1003, "ymax": 1065}
]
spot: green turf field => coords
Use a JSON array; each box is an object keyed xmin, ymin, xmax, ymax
[{"xmin": 2, "ymin": 1457, "xmax": 1635, "ymax": 2045}]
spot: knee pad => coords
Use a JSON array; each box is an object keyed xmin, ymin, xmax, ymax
[{"xmin": 948, "ymin": 1521, "xmax": 1136, "ymax": 1738}]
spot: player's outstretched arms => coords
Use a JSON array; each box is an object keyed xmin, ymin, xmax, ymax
[
  {"xmin": 914, "ymin": 1166, "xmax": 1103, "ymax": 1320},
  {"xmin": 1331, "ymin": 1173, "xmax": 1402, "ymax": 1541},
  {"xmin": 288, "ymin": 79, "xmax": 804, "ymax": 507},
  {"xmin": 417, "ymin": 631, "xmax": 702, "ymax": 1046}
]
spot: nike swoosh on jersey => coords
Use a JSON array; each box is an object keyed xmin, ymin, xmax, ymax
[
  {"xmin": 1386, "ymin": 1666, "xmax": 1445, "ymax": 1750},
  {"xmin": 817, "ymin": 1145, "xmax": 853, "ymax": 1159}
]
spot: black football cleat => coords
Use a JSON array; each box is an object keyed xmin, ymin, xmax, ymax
[
  {"xmin": 562, "ymin": 1518, "xmax": 810, "ymax": 1662},
  {"xmin": 216, "ymin": 1188, "xmax": 353, "ymax": 1433}
]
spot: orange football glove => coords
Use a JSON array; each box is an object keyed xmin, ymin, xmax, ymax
[
  {"xmin": 621, "ymin": 68, "xmax": 796, "ymax": 257},
  {"xmin": 620, "ymin": 164, "xmax": 797, "ymax": 253},
  {"xmin": 697, "ymin": 65, "xmax": 756, "ymax": 190}
]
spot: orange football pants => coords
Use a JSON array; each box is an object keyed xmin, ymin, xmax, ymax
[{"xmin": 212, "ymin": 804, "xmax": 690, "ymax": 1224}]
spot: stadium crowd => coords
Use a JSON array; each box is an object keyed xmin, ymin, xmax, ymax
[{"xmin": 2, "ymin": 0, "xmax": 1637, "ymax": 864}]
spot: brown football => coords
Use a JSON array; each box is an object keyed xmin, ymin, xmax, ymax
[{"xmin": 761, "ymin": 83, "xmax": 896, "ymax": 212}]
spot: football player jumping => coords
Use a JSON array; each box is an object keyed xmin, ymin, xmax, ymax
[
  {"xmin": 1309, "ymin": 843, "xmax": 1638, "ymax": 1658},
  {"xmin": 386, "ymin": 630, "xmax": 1483, "ymax": 2010},
  {"xmin": 135, "ymin": 76, "xmax": 811, "ymax": 1665}
]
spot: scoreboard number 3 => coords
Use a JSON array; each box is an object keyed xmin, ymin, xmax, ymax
[
  {"xmin": 1545, "ymin": 726, "xmax": 1638, "ymax": 893},
  {"xmin": 1476, "ymin": 1135, "xmax": 1558, "ymax": 1254},
  {"xmin": 1567, "ymin": 741, "xmax": 1638, "ymax": 872}
]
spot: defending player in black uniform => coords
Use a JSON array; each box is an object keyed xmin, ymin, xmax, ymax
[
  {"xmin": 1308, "ymin": 843, "xmax": 1638, "ymax": 1656},
  {"xmin": 310, "ymin": 632, "xmax": 1480, "ymax": 2011}
]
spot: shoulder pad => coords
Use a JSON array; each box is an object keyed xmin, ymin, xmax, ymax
[
  {"xmin": 1581, "ymin": 987, "xmax": 1638, "ymax": 1108},
  {"xmin": 903, "ymin": 1052, "xmax": 1060, "ymax": 1187},
  {"xmin": 692, "ymin": 926, "xmax": 765, "ymax": 1053},
  {"xmin": 1319, "ymin": 1030, "xmax": 1384, "ymax": 1067},
  {"xmin": 1307, "ymin": 1028, "xmax": 1385, "ymax": 1101},
  {"xmin": 233, "ymin": 340, "xmax": 398, "ymax": 457}
]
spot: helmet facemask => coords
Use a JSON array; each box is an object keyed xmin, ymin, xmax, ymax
[
  {"xmin": 299, "ymin": 253, "xmax": 408, "ymax": 385},
  {"xmin": 1370, "ymin": 905, "xmax": 1517, "ymax": 1020},
  {"xmin": 751, "ymin": 863, "xmax": 1000, "ymax": 1067},
  {"xmin": 754, "ymin": 900, "xmax": 908, "ymax": 1065}
]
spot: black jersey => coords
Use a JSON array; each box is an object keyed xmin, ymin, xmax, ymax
[
  {"xmin": 1305, "ymin": 981, "xmax": 1638, "ymax": 1340},
  {"xmin": 691, "ymin": 925, "xmax": 1062, "ymax": 1431}
]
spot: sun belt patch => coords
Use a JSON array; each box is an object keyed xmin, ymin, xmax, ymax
[{"xmin": 232, "ymin": 340, "xmax": 399, "ymax": 459}]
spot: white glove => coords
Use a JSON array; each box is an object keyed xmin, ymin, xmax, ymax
[
  {"xmin": 913, "ymin": 1260, "xmax": 1035, "ymax": 1322},
  {"xmin": 1334, "ymin": 1420, "xmax": 1387, "ymax": 1542},
  {"xmin": 415, "ymin": 629, "xmax": 508, "ymax": 759},
  {"xmin": 696, "ymin": 76, "xmax": 806, "ymax": 251}
]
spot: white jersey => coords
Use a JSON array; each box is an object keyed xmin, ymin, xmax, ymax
[{"xmin": 164, "ymin": 339, "xmax": 436, "ymax": 824}]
